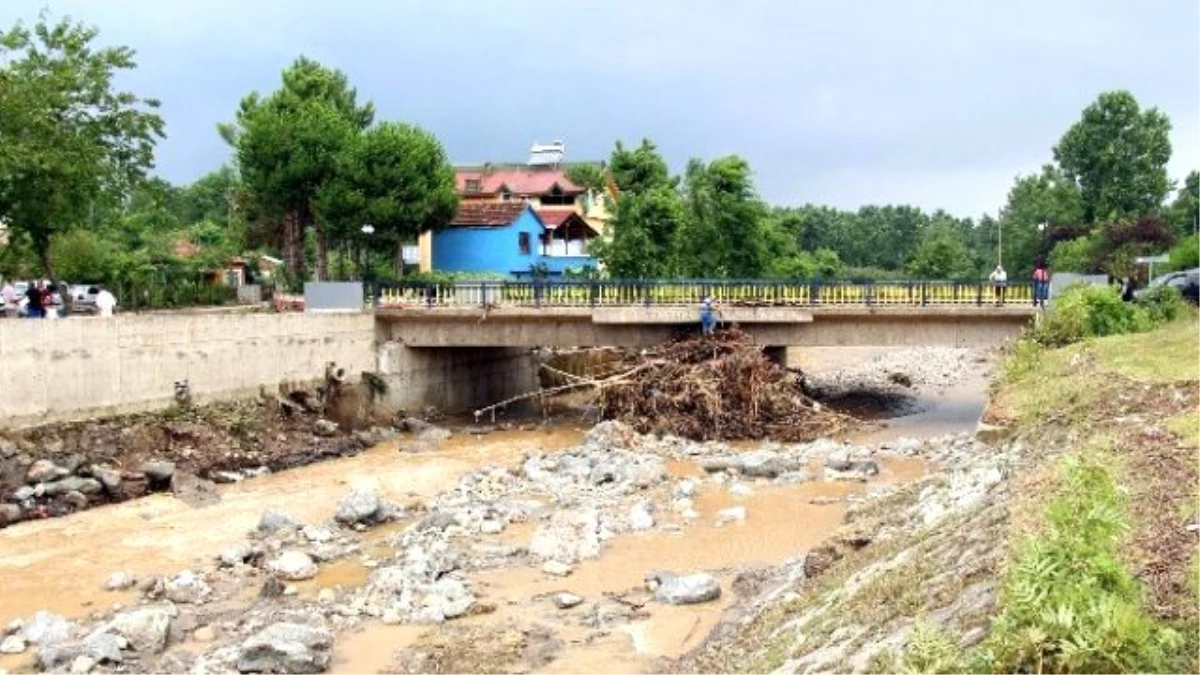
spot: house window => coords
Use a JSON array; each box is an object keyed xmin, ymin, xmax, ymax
[
  {"xmin": 464, "ymin": 178, "xmax": 481, "ymax": 193},
  {"xmin": 518, "ymin": 232, "xmax": 532, "ymax": 255},
  {"xmin": 500, "ymin": 188, "xmax": 512, "ymax": 202}
]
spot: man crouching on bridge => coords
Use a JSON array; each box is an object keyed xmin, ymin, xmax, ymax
[{"xmin": 700, "ymin": 295, "xmax": 720, "ymax": 335}]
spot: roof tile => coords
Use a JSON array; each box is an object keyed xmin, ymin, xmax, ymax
[{"xmin": 448, "ymin": 202, "xmax": 536, "ymax": 227}]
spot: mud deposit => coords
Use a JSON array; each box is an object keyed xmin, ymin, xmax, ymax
[{"xmin": 0, "ymin": 345, "xmax": 988, "ymax": 675}]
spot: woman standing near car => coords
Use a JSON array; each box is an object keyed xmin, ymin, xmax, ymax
[{"xmin": 44, "ymin": 284, "xmax": 62, "ymax": 319}]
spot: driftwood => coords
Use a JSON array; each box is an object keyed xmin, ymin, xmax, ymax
[{"xmin": 475, "ymin": 329, "xmax": 847, "ymax": 442}]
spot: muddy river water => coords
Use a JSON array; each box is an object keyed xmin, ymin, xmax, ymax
[{"xmin": 0, "ymin": 347, "xmax": 990, "ymax": 675}]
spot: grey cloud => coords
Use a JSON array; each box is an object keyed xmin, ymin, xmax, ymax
[{"xmin": 1, "ymin": 0, "xmax": 1196, "ymax": 215}]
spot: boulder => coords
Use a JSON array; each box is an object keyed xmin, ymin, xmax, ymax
[
  {"xmin": 421, "ymin": 578, "xmax": 473, "ymax": 620},
  {"xmin": 37, "ymin": 633, "xmax": 124, "ymax": 671},
  {"xmin": 91, "ymin": 467, "xmax": 122, "ymax": 493},
  {"xmin": 313, "ymin": 419, "xmax": 339, "ymax": 437},
  {"xmin": 645, "ymin": 572, "xmax": 721, "ymax": 605},
  {"xmin": 236, "ymin": 622, "xmax": 333, "ymax": 674},
  {"xmin": 163, "ymin": 570, "xmax": 211, "ymax": 604},
  {"xmin": 104, "ymin": 571, "xmax": 137, "ymax": 591},
  {"xmin": 541, "ymin": 560, "xmax": 573, "ymax": 577},
  {"xmin": 553, "ymin": 593, "xmax": 584, "ymax": 610},
  {"xmin": 737, "ymin": 450, "xmax": 791, "ymax": 478},
  {"xmin": 96, "ymin": 604, "xmax": 175, "ymax": 653},
  {"xmin": 139, "ymin": 461, "xmax": 176, "ymax": 483},
  {"xmin": 729, "ymin": 483, "xmax": 753, "ymax": 497},
  {"xmin": 268, "ymin": 551, "xmax": 318, "ymax": 581},
  {"xmin": 257, "ymin": 509, "xmax": 301, "ymax": 534},
  {"xmin": 13, "ymin": 485, "xmax": 35, "ymax": 501},
  {"xmin": 628, "ymin": 501, "xmax": 655, "ymax": 531},
  {"xmin": 218, "ymin": 543, "xmax": 254, "ymax": 567},
  {"xmin": 334, "ymin": 489, "xmax": 382, "ymax": 525},
  {"xmin": 0, "ymin": 504, "xmax": 20, "ymax": 525},
  {"xmin": 0, "ymin": 635, "xmax": 25, "ymax": 654},
  {"xmin": 302, "ymin": 525, "xmax": 334, "ymax": 543},
  {"xmin": 43, "ymin": 477, "xmax": 103, "ymax": 497},
  {"xmin": 824, "ymin": 449, "xmax": 853, "ymax": 472},
  {"xmin": 63, "ymin": 491, "xmax": 88, "ymax": 509},
  {"xmin": 26, "ymin": 459, "xmax": 68, "ymax": 484},
  {"xmin": 21, "ymin": 611, "xmax": 75, "ymax": 646}
]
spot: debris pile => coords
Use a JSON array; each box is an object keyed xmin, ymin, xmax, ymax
[{"xmin": 598, "ymin": 330, "xmax": 845, "ymax": 441}]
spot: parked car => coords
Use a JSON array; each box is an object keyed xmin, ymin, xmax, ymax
[
  {"xmin": 1137, "ymin": 268, "xmax": 1200, "ymax": 305},
  {"xmin": 68, "ymin": 284, "xmax": 102, "ymax": 313}
]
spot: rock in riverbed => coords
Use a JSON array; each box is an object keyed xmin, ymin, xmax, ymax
[
  {"xmin": 645, "ymin": 572, "xmax": 721, "ymax": 605},
  {"xmin": 236, "ymin": 622, "xmax": 333, "ymax": 674},
  {"xmin": 268, "ymin": 551, "xmax": 318, "ymax": 581}
]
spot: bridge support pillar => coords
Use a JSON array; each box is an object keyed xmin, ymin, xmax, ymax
[{"xmin": 377, "ymin": 342, "xmax": 537, "ymax": 415}]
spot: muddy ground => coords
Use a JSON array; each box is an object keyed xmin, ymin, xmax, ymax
[{"xmin": 0, "ymin": 345, "xmax": 986, "ymax": 675}]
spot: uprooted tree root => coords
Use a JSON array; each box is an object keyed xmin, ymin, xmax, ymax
[{"xmin": 477, "ymin": 329, "xmax": 850, "ymax": 442}]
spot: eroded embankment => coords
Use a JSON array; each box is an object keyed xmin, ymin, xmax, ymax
[{"xmin": 671, "ymin": 320, "xmax": 1200, "ymax": 674}]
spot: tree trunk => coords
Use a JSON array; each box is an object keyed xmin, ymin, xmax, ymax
[
  {"xmin": 394, "ymin": 239, "xmax": 405, "ymax": 277},
  {"xmin": 282, "ymin": 211, "xmax": 306, "ymax": 286},
  {"xmin": 314, "ymin": 221, "xmax": 329, "ymax": 282}
]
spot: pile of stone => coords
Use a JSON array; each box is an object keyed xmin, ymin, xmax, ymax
[
  {"xmin": 1, "ymin": 453, "xmax": 177, "ymax": 527},
  {"xmin": 803, "ymin": 346, "xmax": 976, "ymax": 400}
]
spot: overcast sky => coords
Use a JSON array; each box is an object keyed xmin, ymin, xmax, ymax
[{"xmin": 4, "ymin": 0, "xmax": 1198, "ymax": 217}]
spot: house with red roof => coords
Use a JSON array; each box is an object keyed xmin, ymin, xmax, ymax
[
  {"xmin": 422, "ymin": 201, "xmax": 598, "ymax": 278},
  {"xmin": 416, "ymin": 141, "xmax": 615, "ymax": 273}
]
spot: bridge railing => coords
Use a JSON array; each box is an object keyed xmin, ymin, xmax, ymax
[{"xmin": 375, "ymin": 280, "xmax": 1034, "ymax": 308}]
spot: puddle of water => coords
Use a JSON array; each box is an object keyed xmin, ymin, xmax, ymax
[
  {"xmin": 0, "ymin": 428, "xmax": 584, "ymax": 627},
  {"xmin": 848, "ymin": 369, "xmax": 990, "ymax": 445},
  {"xmin": 330, "ymin": 622, "xmax": 428, "ymax": 675}
]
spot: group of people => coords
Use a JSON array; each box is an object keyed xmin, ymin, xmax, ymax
[
  {"xmin": 0, "ymin": 280, "xmax": 118, "ymax": 318},
  {"xmin": 988, "ymin": 259, "xmax": 1051, "ymax": 308}
]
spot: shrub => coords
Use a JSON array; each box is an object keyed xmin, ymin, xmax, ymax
[
  {"xmin": 1137, "ymin": 284, "xmax": 1187, "ymax": 324},
  {"xmin": 974, "ymin": 456, "xmax": 1181, "ymax": 674},
  {"xmin": 1030, "ymin": 284, "xmax": 1150, "ymax": 346}
]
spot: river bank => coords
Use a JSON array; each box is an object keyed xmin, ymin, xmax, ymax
[{"xmin": 0, "ymin": 344, "xmax": 991, "ymax": 675}]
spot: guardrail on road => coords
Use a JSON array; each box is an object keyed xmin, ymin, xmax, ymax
[{"xmin": 374, "ymin": 280, "xmax": 1035, "ymax": 309}]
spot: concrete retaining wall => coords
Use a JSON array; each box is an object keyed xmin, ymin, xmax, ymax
[{"xmin": 0, "ymin": 313, "xmax": 376, "ymax": 429}]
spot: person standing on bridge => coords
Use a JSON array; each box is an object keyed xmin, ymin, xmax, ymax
[
  {"xmin": 700, "ymin": 295, "xmax": 719, "ymax": 335},
  {"xmin": 988, "ymin": 265, "xmax": 1008, "ymax": 305},
  {"xmin": 1032, "ymin": 258, "xmax": 1050, "ymax": 308}
]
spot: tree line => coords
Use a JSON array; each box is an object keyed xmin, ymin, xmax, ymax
[{"xmin": 1, "ymin": 16, "xmax": 1196, "ymax": 293}]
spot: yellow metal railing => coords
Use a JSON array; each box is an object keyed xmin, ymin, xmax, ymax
[{"xmin": 376, "ymin": 280, "xmax": 1034, "ymax": 309}]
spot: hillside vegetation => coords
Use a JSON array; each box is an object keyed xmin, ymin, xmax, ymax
[{"xmin": 672, "ymin": 316, "xmax": 1198, "ymax": 674}]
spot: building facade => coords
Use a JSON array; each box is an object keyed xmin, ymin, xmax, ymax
[{"xmin": 425, "ymin": 202, "xmax": 597, "ymax": 278}]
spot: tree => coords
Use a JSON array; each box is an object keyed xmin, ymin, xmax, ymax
[
  {"xmin": 1054, "ymin": 90, "xmax": 1173, "ymax": 223},
  {"xmin": 998, "ymin": 165, "xmax": 1085, "ymax": 275},
  {"xmin": 317, "ymin": 122, "xmax": 458, "ymax": 276},
  {"xmin": 593, "ymin": 186, "xmax": 684, "ymax": 278},
  {"xmin": 609, "ymin": 139, "xmax": 674, "ymax": 194},
  {"xmin": 222, "ymin": 57, "xmax": 374, "ymax": 282},
  {"xmin": 906, "ymin": 226, "xmax": 977, "ymax": 280},
  {"xmin": 1166, "ymin": 170, "xmax": 1199, "ymax": 238},
  {"xmin": 0, "ymin": 16, "xmax": 164, "ymax": 281},
  {"xmin": 676, "ymin": 156, "xmax": 769, "ymax": 278}
]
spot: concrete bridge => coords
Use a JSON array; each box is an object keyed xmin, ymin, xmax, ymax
[{"xmin": 372, "ymin": 280, "xmax": 1038, "ymax": 411}]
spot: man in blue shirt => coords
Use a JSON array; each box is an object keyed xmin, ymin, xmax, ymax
[{"xmin": 700, "ymin": 295, "xmax": 718, "ymax": 335}]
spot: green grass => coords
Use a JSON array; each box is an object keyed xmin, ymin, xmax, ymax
[
  {"xmin": 1089, "ymin": 318, "xmax": 1200, "ymax": 383},
  {"xmin": 1167, "ymin": 410, "xmax": 1199, "ymax": 448}
]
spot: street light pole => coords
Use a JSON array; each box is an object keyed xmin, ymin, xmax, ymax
[{"xmin": 361, "ymin": 224, "xmax": 375, "ymax": 282}]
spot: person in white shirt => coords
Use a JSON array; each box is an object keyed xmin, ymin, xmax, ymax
[
  {"xmin": 988, "ymin": 265, "xmax": 1008, "ymax": 305},
  {"xmin": 94, "ymin": 286, "xmax": 118, "ymax": 317},
  {"xmin": 0, "ymin": 282, "xmax": 16, "ymax": 318}
]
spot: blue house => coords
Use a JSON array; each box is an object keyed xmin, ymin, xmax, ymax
[{"xmin": 422, "ymin": 202, "xmax": 598, "ymax": 278}]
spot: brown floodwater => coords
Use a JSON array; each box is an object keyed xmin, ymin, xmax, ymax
[
  {"xmin": 0, "ymin": 346, "xmax": 987, "ymax": 675},
  {"xmin": 0, "ymin": 427, "xmax": 587, "ymax": 628}
]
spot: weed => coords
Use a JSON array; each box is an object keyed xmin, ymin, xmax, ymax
[
  {"xmin": 898, "ymin": 622, "xmax": 965, "ymax": 674},
  {"xmin": 974, "ymin": 455, "xmax": 1182, "ymax": 674}
]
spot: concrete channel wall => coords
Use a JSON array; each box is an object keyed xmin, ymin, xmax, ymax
[{"xmin": 0, "ymin": 312, "xmax": 376, "ymax": 429}]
